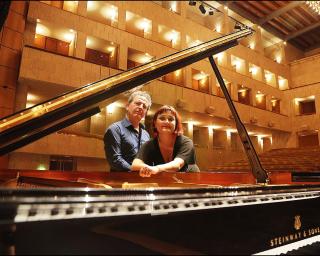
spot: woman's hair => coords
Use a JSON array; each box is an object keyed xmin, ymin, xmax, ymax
[{"xmin": 152, "ymin": 105, "xmax": 183, "ymax": 137}]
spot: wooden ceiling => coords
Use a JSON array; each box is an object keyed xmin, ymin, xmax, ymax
[{"xmin": 218, "ymin": 1, "xmax": 320, "ymax": 52}]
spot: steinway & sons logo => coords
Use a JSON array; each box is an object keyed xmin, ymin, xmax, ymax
[
  {"xmin": 294, "ymin": 215, "xmax": 301, "ymax": 230},
  {"xmin": 270, "ymin": 215, "xmax": 320, "ymax": 247}
]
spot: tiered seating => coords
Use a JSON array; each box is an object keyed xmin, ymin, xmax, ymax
[{"xmin": 208, "ymin": 146, "xmax": 320, "ymax": 173}]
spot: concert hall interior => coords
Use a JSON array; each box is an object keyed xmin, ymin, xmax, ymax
[
  {"xmin": 1, "ymin": 0, "xmax": 320, "ymax": 173},
  {"xmin": 2, "ymin": 1, "xmax": 320, "ymax": 255}
]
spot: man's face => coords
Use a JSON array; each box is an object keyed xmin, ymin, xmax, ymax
[{"xmin": 126, "ymin": 96, "xmax": 149, "ymax": 122}]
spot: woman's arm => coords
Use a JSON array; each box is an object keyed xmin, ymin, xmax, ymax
[
  {"xmin": 136, "ymin": 158, "xmax": 185, "ymax": 177},
  {"xmin": 132, "ymin": 157, "xmax": 184, "ymax": 172},
  {"xmin": 155, "ymin": 157, "xmax": 184, "ymax": 172},
  {"xmin": 131, "ymin": 158, "xmax": 184, "ymax": 177}
]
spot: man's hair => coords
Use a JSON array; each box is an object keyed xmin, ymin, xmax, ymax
[{"xmin": 128, "ymin": 91, "xmax": 152, "ymax": 109}]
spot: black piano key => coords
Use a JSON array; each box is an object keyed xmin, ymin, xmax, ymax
[
  {"xmin": 28, "ymin": 209, "xmax": 37, "ymax": 217},
  {"xmin": 51, "ymin": 208, "xmax": 59, "ymax": 216},
  {"xmin": 110, "ymin": 207, "xmax": 118, "ymax": 212},
  {"xmin": 85, "ymin": 207, "xmax": 94, "ymax": 214},
  {"xmin": 66, "ymin": 208, "xmax": 74, "ymax": 215},
  {"xmin": 98, "ymin": 207, "xmax": 106, "ymax": 213}
]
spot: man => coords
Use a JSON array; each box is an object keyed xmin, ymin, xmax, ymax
[{"xmin": 104, "ymin": 91, "xmax": 152, "ymax": 171}]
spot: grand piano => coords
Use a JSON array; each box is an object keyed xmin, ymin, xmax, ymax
[{"xmin": 1, "ymin": 23, "xmax": 320, "ymax": 255}]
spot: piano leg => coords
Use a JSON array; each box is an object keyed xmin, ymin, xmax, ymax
[{"xmin": 0, "ymin": 224, "xmax": 16, "ymax": 255}]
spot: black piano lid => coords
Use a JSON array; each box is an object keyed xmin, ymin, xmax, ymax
[
  {"xmin": 0, "ymin": 26, "xmax": 272, "ymax": 183},
  {"xmin": 0, "ymin": 29, "xmax": 251, "ymax": 155}
]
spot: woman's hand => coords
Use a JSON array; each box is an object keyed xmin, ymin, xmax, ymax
[{"xmin": 139, "ymin": 166, "xmax": 160, "ymax": 177}]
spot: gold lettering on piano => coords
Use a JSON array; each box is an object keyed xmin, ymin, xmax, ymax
[
  {"xmin": 270, "ymin": 215, "xmax": 320, "ymax": 248},
  {"xmin": 270, "ymin": 227, "xmax": 320, "ymax": 247}
]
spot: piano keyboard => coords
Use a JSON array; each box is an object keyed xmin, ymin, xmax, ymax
[
  {"xmin": 13, "ymin": 190, "xmax": 320, "ymax": 223},
  {"xmin": 2, "ymin": 185, "xmax": 320, "ymax": 254}
]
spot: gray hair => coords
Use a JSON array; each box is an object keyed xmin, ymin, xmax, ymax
[{"xmin": 128, "ymin": 91, "xmax": 152, "ymax": 109}]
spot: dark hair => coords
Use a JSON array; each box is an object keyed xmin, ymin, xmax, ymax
[{"xmin": 152, "ymin": 105, "xmax": 183, "ymax": 137}]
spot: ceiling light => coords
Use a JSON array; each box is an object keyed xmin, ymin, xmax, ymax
[
  {"xmin": 305, "ymin": 1, "xmax": 320, "ymax": 15},
  {"xmin": 249, "ymin": 42, "xmax": 255, "ymax": 49},
  {"xmin": 249, "ymin": 66, "xmax": 258, "ymax": 75},
  {"xmin": 215, "ymin": 24, "xmax": 221, "ymax": 33},
  {"xmin": 27, "ymin": 93, "xmax": 38, "ymax": 101},
  {"xmin": 139, "ymin": 19, "xmax": 150, "ymax": 31},
  {"xmin": 199, "ymin": 4, "xmax": 206, "ymax": 14},
  {"xmin": 64, "ymin": 33, "xmax": 75, "ymax": 42},
  {"xmin": 107, "ymin": 46, "xmax": 115, "ymax": 52},
  {"xmin": 170, "ymin": 2, "xmax": 177, "ymax": 12},
  {"xmin": 275, "ymin": 56, "xmax": 281, "ymax": 63},
  {"xmin": 106, "ymin": 7, "xmax": 117, "ymax": 20}
]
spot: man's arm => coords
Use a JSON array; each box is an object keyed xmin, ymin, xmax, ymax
[{"xmin": 104, "ymin": 126, "xmax": 131, "ymax": 171}]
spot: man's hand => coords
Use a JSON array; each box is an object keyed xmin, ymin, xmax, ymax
[{"xmin": 139, "ymin": 166, "xmax": 160, "ymax": 177}]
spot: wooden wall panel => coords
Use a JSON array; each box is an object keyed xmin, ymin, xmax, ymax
[
  {"xmin": 299, "ymin": 101, "xmax": 316, "ymax": 115},
  {"xmin": 34, "ymin": 34, "xmax": 46, "ymax": 49},
  {"xmin": 85, "ymin": 48, "xmax": 110, "ymax": 66},
  {"xmin": 2, "ymin": 27, "xmax": 23, "ymax": 50},
  {"xmin": 45, "ymin": 37, "xmax": 58, "ymax": 52},
  {"xmin": 0, "ymin": 1, "xmax": 27, "ymax": 169},
  {"xmin": 256, "ymin": 96, "xmax": 266, "ymax": 110},
  {"xmin": 0, "ymin": 156, "xmax": 9, "ymax": 170},
  {"xmin": 0, "ymin": 86, "xmax": 15, "ymax": 109},
  {"xmin": 0, "ymin": 66, "xmax": 18, "ymax": 89},
  {"xmin": 271, "ymin": 100, "xmax": 280, "ymax": 113},
  {"xmin": 0, "ymin": 107, "xmax": 11, "ymax": 118},
  {"xmin": 127, "ymin": 59, "xmax": 137, "ymax": 69},
  {"xmin": 57, "ymin": 41, "xmax": 69, "ymax": 56},
  {"xmin": 0, "ymin": 46, "xmax": 20, "ymax": 68},
  {"xmin": 5, "ymin": 10, "xmax": 26, "ymax": 33},
  {"xmin": 192, "ymin": 79, "xmax": 199, "ymax": 90},
  {"xmin": 298, "ymin": 134, "xmax": 319, "ymax": 148},
  {"xmin": 51, "ymin": 1, "xmax": 63, "ymax": 9},
  {"xmin": 9, "ymin": 1, "xmax": 27, "ymax": 15}
]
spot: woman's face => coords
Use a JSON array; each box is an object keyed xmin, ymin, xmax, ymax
[{"xmin": 155, "ymin": 111, "xmax": 176, "ymax": 135}]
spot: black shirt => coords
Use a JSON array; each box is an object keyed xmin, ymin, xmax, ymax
[{"xmin": 135, "ymin": 135, "xmax": 199, "ymax": 172}]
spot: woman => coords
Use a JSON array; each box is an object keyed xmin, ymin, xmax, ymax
[{"xmin": 131, "ymin": 105, "xmax": 199, "ymax": 177}]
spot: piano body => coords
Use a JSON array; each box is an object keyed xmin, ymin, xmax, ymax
[{"xmin": 1, "ymin": 27, "xmax": 320, "ymax": 255}]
